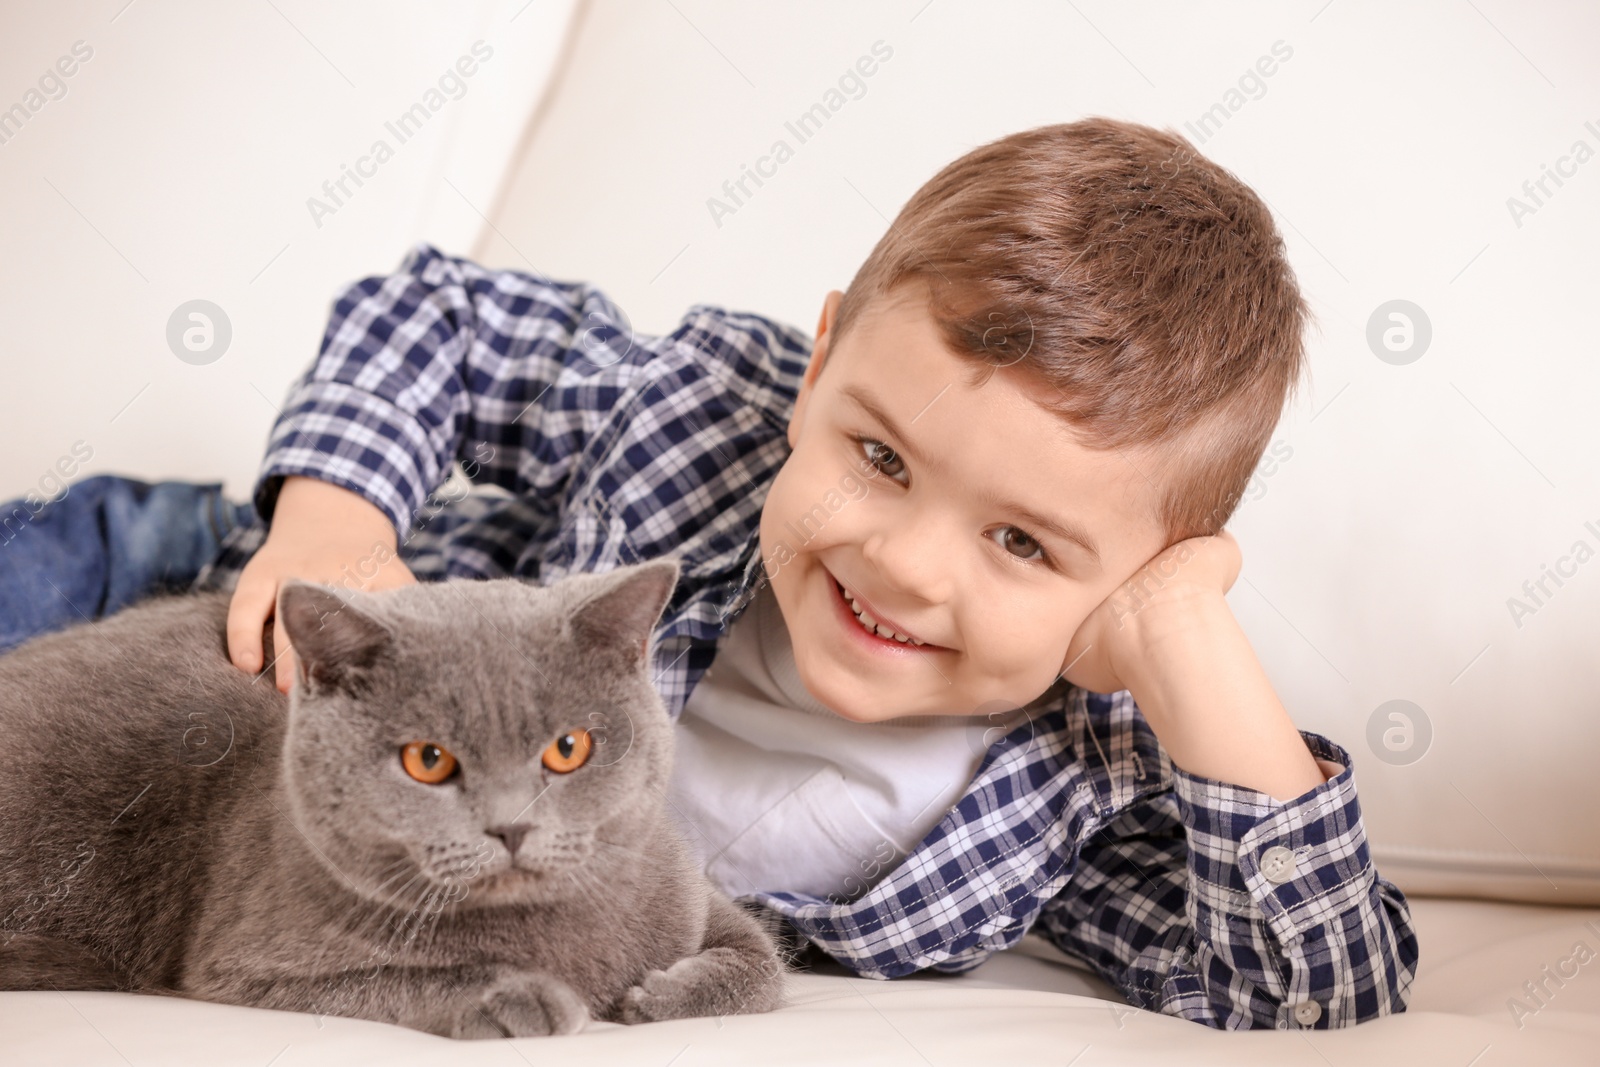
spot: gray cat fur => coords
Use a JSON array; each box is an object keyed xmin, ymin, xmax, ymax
[{"xmin": 0, "ymin": 558, "xmax": 787, "ymax": 1037}]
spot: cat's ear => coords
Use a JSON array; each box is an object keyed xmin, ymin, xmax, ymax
[
  {"xmin": 570, "ymin": 558, "xmax": 682, "ymax": 665},
  {"xmin": 277, "ymin": 580, "xmax": 394, "ymax": 693}
]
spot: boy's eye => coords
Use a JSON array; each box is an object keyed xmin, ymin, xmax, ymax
[
  {"xmin": 855, "ymin": 436, "xmax": 907, "ymax": 482},
  {"xmin": 853, "ymin": 432, "xmax": 1055, "ymax": 569},
  {"xmin": 990, "ymin": 526, "xmax": 1046, "ymax": 563}
]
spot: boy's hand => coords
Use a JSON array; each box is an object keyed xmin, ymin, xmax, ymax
[
  {"xmin": 1059, "ymin": 529, "xmax": 1242, "ymax": 695},
  {"xmin": 227, "ymin": 476, "xmax": 416, "ymax": 694},
  {"xmin": 1060, "ymin": 528, "xmax": 1329, "ymax": 801}
]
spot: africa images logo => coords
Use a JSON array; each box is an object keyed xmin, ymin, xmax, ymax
[
  {"xmin": 706, "ymin": 40, "xmax": 894, "ymax": 228},
  {"xmin": 305, "ymin": 41, "xmax": 494, "ymax": 229}
]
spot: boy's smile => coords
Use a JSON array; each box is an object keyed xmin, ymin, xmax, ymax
[{"xmin": 758, "ymin": 282, "xmax": 1173, "ymax": 723}]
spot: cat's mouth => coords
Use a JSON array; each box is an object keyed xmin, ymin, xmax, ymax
[
  {"xmin": 438, "ymin": 865, "xmax": 576, "ymax": 907},
  {"xmin": 415, "ymin": 849, "xmax": 592, "ymax": 905}
]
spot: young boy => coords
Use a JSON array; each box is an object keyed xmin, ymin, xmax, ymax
[{"xmin": 0, "ymin": 117, "xmax": 1417, "ymax": 1029}]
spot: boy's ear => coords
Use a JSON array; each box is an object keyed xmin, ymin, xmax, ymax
[
  {"xmin": 277, "ymin": 580, "xmax": 393, "ymax": 693},
  {"xmin": 814, "ymin": 288, "xmax": 842, "ymax": 341},
  {"xmin": 790, "ymin": 289, "xmax": 844, "ymax": 448}
]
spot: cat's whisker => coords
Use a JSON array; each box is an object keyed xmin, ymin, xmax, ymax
[
  {"xmin": 367, "ymin": 859, "xmax": 418, "ymax": 900},
  {"xmin": 414, "ymin": 887, "xmax": 455, "ymax": 948},
  {"xmin": 323, "ymin": 862, "xmax": 421, "ymax": 945},
  {"xmin": 419, "ymin": 881, "xmax": 469, "ymax": 950},
  {"xmin": 361, "ymin": 872, "xmax": 431, "ymax": 949},
  {"xmin": 396, "ymin": 878, "xmax": 460, "ymax": 947},
  {"xmin": 392, "ymin": 882, "xmax": 432, "ymax": 922},
  {"xmin": 552, "ymin": 860, "xmax": 610, "ymax": 907}
]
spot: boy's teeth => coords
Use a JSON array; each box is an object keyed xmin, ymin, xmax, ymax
[{"xmin": 842, "ymin": 586, "xmax": 925, "ymax": 646}]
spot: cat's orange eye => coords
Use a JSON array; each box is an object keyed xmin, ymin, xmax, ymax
[
  {"xmin": 401, "ymin": 741, "xmax": 459, "ymax": 784},
  {"xmin": 541, "ymin": 729, "xmax": 592, "ymax": 774}
]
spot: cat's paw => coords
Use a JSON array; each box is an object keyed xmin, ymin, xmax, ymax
[
  {"xmin": 450, "ymin": 970, "xmax": 589, "ymax": 1039},
  {"xmin": 618, "ymin": 949, "xmax": 783, "ymax": 1024},
  {"xmin": 618, "ymin": 967, "xmax": 684, "ymax": 1024}
]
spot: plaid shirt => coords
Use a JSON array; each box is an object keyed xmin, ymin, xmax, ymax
[{"xmin": 194, "ymin": 243, "xmax": 1419, "ymax": 1030}]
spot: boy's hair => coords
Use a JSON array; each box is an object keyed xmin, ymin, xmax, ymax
[{"xmin": 831, "ymin": 117, "xmax": 1311, "ymax": 547}]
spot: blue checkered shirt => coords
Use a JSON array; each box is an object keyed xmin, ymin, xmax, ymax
[{"xmin": 193, "ymin": 243, "xmax": 1419, "ymax": 1030}]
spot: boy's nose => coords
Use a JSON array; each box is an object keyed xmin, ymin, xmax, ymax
[{"xmin": 860, "ymin": 518, "xmax": 954, "ymax": 603}]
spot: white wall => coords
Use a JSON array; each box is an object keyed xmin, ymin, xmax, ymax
[
  {"xmin": 0, "ymin": 0, "xmax": 579, "ymax": 499},
  {"xmin": 480, "ymin": 0, "xmax": 1600, "ymax": 902}
]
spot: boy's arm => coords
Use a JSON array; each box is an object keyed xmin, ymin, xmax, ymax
[
  {"xmin": 1031, "ymin": 721, "xmax": 1420, "ymax": 1028},
  {"xmin": 248, "ymin": 242, "xmax": 634, "ymax": 536},
  {"xmin": 1113, "ymin": 587, "xmax": 1330, "ymax": 802},
  {"xmin": 227, "ymin": 242, "xmax": 641, "ymax": 690},
  {"xmin": 1041, "ymin": 531, "xmax": 1419, "ymax": 1027}
]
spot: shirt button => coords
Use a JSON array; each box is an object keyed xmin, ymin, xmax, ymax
[
  {"xmin": 1259, "ymin": 845, "xmax": 1299, "ymax": 884},
  {"xmin": 1292, "ymin": 1001, "xmax": 1322, "ymax": 1026}
]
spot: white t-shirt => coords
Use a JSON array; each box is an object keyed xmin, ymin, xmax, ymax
[{"xmin": 664, "ymin": 578, "xmax": 1031, "ymax": 903}]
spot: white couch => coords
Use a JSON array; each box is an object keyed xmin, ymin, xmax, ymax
[
  {"xmin": 7, "ymin": 898, "xmax": 1599, "ymax": 1064},
  {"xmin": 5, "ymin": 1, "xmax": 1598, "ymax": 1063}
]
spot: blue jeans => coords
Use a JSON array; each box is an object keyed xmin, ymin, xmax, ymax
[{"xmin": 0, "ymin": 474, "xmax": 256, "ymax": 655}]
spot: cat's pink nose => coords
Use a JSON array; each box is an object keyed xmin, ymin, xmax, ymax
[{"xmin": 487, "ymin": 823, "xmax": 531, "ymax": 856}]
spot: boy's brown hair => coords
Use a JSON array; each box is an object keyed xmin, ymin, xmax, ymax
[{"xmin": 832, "ymin": 117, "xmax": 1311, "ymax": 547}]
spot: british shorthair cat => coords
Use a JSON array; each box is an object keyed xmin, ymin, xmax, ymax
[{"xmin": 0, "ymin": 558, "xmax": 786, "ymax": 1037}]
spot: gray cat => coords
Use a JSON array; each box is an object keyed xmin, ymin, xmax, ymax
[{"xmin": 0, "ymin": 558, "xmax": 787, "ymax": 1037}]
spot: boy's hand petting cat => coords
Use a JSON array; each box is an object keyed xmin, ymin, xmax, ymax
[
  {"xmin": 1058, "ymin": 528, "xmax": 1242, "ymax": 696},
  {"xmin": 226, "ymin": 475, "xmax": 417, "ymax": 694}
]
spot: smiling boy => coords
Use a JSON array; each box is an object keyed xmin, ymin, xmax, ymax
[
  {"xmin": 765, "ymin": 277, "xmax": 1334, "ymax": 793},
  {"xmin": 0, "ymin": 118, "xmax": 1417, "ymax": 1029}
]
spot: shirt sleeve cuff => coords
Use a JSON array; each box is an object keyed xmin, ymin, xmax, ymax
[
  {"xmin": 1170, "ymin": 730, "xmax": 1378, "ymax": 948},
  {"xmin": 251, "ymin": 383, "xmax": 446, "ymax": 536}
]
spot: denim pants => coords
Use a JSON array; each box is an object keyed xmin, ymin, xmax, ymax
[{"xmin": 0, "ymin": 474, "xmax": 256, "ymax": 655}]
